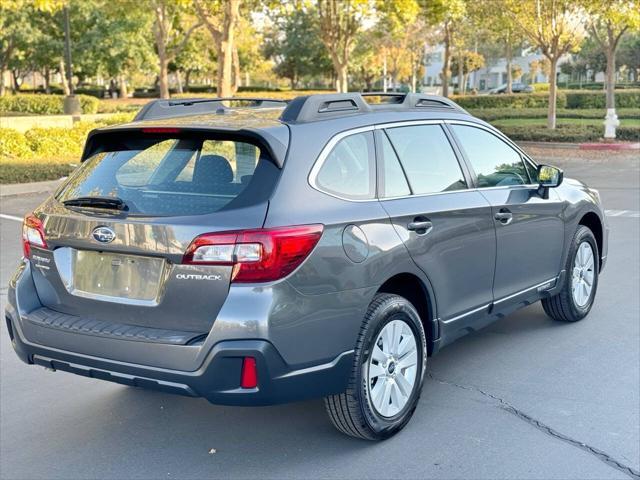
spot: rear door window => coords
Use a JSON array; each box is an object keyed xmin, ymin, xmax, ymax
[
  {"xmin": 57, "ymin": 135, "xmax": 278, "ymax": 216},
  {"xmin": 385, "ymin": 124, "xmax": 467, "ymax": 195}
]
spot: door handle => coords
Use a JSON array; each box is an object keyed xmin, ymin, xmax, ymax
[
  {"xmin": 494, "ymin": 209, "xmax": 513, "ymax": 225},
  {"xmin": 407, "ymin": 220, "xmax": 433, "ymax": 234}
]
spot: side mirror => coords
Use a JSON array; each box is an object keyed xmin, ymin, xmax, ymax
[
  {"xmin": 538, "ymin": 164, "xmax": 563, "ymax": 188},
  {"xmin": 537, "ymin": 164, "xmax": 563, "ymax": 198}
]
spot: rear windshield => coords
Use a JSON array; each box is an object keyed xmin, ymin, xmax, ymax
[{"xmin": 56, "ymin": 135, "xmax": 279, "ymax": 216}]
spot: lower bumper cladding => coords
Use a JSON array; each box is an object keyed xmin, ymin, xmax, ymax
[{"xmin": 6, "ymin": 313, "xmax": 353, "ymax": 406}]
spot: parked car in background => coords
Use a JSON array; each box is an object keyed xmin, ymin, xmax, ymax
[
  {"xmin": 489, "ymin": 83, "xmax": 534, "ymax": 94},
  {"xmin": 6, "ymin": 92, "xmax": 607, "ymax": 440}
]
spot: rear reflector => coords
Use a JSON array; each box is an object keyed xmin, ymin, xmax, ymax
[
  {"xmin": 22, "ymin": 214, "xmax": 47, "ymax": 258},
  {"xmin": 240, "ymin": 357, "xmax": 258, "ymax": 389},
  {"xmin": 183, "ymin": 224, "xmax": 323, "ymax": 283}
]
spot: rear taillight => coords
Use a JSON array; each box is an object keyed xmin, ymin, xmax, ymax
[
  {"xmin": 22, "ymin": 214, "xmax": 47, "ymax": 258},
  {"xmin": 183, "ymin": 224, "xmax": 323, "ymax": 283}
]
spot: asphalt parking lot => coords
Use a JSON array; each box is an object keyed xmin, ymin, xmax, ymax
[{"xmin": 1, "ymin": 148, "xmax": 638, "ymax": 480}]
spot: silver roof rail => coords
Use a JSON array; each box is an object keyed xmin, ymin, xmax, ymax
[{"xmin": 280, "ymin": 92, "xmax": 468, "ymax": 123}]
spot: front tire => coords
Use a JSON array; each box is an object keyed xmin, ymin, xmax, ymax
[
  {"xmin": 542, "ymin": 225, "xmax": 599, "ymax": 322},
  {"xmin": 324, "ymin": 293, "xmax": 427, "ymax": 440}
]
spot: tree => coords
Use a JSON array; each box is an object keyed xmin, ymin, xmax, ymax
[
  {"xmin": 509, "ymin": 0, "xmax": 586, "ymax": 129},
  {"xmin": 194, "ymin": 0, "xmax": 242, "ymax": 97},
  {"xmin": 617, "ymin": 33, "xmax": 640, "ymax": 82},
  {"xmin": 316, "ymin": 0, "xmax": 369, "ymax": 93},
  {"xmin": 174, "ymin": 29, "xmax": 215, "ymax": 91},
  {"xmin": 585, "ymin": 0, "xmax": 640, "ymax": 137},
  {"xmin": 422, "ymin": 0, "xmax": 465, "ymax": 97},
  {"xmin": 0, "ymin": 1, "xmax": 59, "ymax": 95},
  {"xmin": 152, "ymin": 0, "xmax": 201, "ymax": 99},
  {"xmin": 374, "ymin": 0, "xmax": 424, "ymax": 92},
  {"xmin": 263, "ymin": 6, "xmax": 331, "ymax": 89},
  {"xmin": 473, "ymin": 3, "xmax": 528, "ymax": 94},
  {"xmin": 451, "ymin": 50, "xmax": 485, "ymax": 94}
]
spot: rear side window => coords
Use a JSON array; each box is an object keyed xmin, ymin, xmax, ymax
[
  {"xmin": 57, "ymin": 135, "xmax": 278, "ymax": 216},
  {"xmin": 314, "ymin": 131, "xmax": 375, "ymax": 200},
  {"xmin": 450, "ymin": 124, "xmax": 530, "ymax": 188},
  {"xmin": 385, "ymin": 124, "xmax": 467, "ymax": 195}
]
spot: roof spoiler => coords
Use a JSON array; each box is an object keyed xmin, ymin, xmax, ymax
[
  {"xmin": 134, "ymin": 97, "xmax": 289, "ymax": 121},
  {"xmin": 279, "ymin": 92, "xmax": 468, "ymax": 123},
  {"xmin": 81, "ymin": 126, "xmax": 289, "ymax": 168}
]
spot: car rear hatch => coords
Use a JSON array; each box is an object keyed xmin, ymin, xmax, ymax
[{"xmin": 24, "ymin": 128, "xmax": 283, "ymax": 344}]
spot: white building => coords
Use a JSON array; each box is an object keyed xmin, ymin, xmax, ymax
[{"xmin": 423, "ymin": 45, "xmax": 569, "ymax": 92}]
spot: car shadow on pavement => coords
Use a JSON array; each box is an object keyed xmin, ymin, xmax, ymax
[{"xmin": 5, "ymin": 303, "xmax": 579, "ymax": 479}]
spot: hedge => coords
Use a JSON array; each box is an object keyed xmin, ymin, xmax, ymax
[
  {"xmin": 453, "ymin": 90, "xmax": 640, "ymax": 110},
  {"xmin": 498, "ymin": 123, "xmax": 640, "ymax": 142},
  {"xmin": 0, "ymin": 94, "xmax": 100, "ymax": 115},
  {"xmin": 454, "ymin": 92, "xmax": 567, "ymax": 109},
  {"xmin": 564, "ymin": 82, "xmax": 640, "ymax": 90},
  {"xmin": 470, "ymin": 107, "xmax": 640, "ymax": 121},
  {"xmin": 565, "ymin": 90, "xmax": 640, "ymax": 109}
]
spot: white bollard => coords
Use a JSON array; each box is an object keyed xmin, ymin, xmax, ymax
[{"xmin": 604, "ymin": 108, "xmax": 620, "ymax": 140}]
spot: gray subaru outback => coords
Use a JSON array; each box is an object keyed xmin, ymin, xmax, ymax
[{"xmin": 6, "ymin": 93, "xmax": 608, "ymax": 440}]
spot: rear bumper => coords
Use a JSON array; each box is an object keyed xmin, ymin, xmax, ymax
[
  {"xmin": 6, "ymin": 314, "xmax": 352, "ymax": 405},
  {"xmin": 5, "ymin": 261, "xmax": 354, "ymax": 406}
]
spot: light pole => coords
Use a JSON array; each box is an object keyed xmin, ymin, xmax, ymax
[{"xmin": 63, "ymin": 5, "xmax": 80, "ymax": 115}]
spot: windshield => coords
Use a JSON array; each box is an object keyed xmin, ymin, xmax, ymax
[{"xmin": 57, "ymin": 136, "xmax": 279, "ymax": 217}]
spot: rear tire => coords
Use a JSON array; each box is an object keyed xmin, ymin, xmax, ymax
[
  {"xmin": 324, "ymin": 293, "xmax": 427, "ymax": 440},
  {"xmin": 542, "ymin": 225, "xmax": 599, "ymax": 322}
]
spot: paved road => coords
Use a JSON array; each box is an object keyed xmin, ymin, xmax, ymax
[{"xmin": 1, "ymin": 151, "xmax": 638, "ymax": 480}]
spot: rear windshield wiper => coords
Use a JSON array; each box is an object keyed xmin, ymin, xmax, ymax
[{"xmin": 62, "ymin": 196, "xmax": 129, "ymax": 211}]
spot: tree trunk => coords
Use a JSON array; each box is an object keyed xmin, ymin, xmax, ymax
[
  {"xmin": 11, "ymin": 70, "xmax": 20, "ymax": 91},
  {"xmin": 59, "ymin": 59, "xmax": 70, "ymax": 96},
  {"xmin": 506, "ymin": 42, "xmax": 513, "ymax": 94},
  {"xmin": 441, "ymin": 26, "xmax": 451, "ymax": 97},
  {"xmin": 158, "ymin": 57, "xmax": 170, "ymax": 98},
  {"xmin": 216, "ymin": 0, "xmax": 239, "ymax": 97},
  {"xmin": 458, "ymin": 51, "xmax": 464, "ymax": 95},
  {"xmin": 44, "ymin": 67, "xmax": 51, "ymax": 94},
  {"xmin": 383, "ymin": 51, "xmax": 387, "ymax": 92},
  {"xmin": 337, "ymin": 63, "xmax": 348, "ymax": 93},
  {"xmin": 547, "ymin": 57, "xmax": 558, "ymax": 129},
  {"xmin": 154, "ymin": 2, "xmax": 170, "ymax": 99},
  {"xmin": 118, "ymin": 74, "xmax": 127, "ymax": 98},
  {"xmin": 175, "ymin": 70, "xmax": 183, "ymax": 94},
  {"xmin": 0, "ymin": 69, "xmax": 6, "ymax": 96},
  {"xmin": 232, "ymin": 45, "xmax": 240, "ymax": 90},
  {"xmin": 605, "ymin": 47, "xmax": 616, "ymax": 109},
  {"xmin": 185, "ymin": 69, "xmax": 192, "ymax": 90},
  {"xmin": 411, "ymin": 67, "xmax": 417, "ymax": 93}
]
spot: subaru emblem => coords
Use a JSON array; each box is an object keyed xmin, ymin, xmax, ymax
[{"xmin": 92, "ymin": 226, "xmax": 116, "ymax": 244}]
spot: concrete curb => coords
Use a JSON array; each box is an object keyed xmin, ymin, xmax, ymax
[
  {"xmin": 578, "ymin": 142, "xmax": 640, "ymax": 151},
  {"xmin": 0, "ymin": 178, "xmax": 64, "ymax": 198},
  {"xmin": 519, "ymin": 141, "xmax": 640, "ymax": 151}
]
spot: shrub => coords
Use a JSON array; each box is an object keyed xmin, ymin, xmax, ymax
[
  {"xmin": 497, "ymin": 123, "xmax": 640, "ymax": 142},
  {"xmin": 0, "ymin": 94, "xmax": 99, "ymax": 114},
  {"xmin": 532, "ymin": 83, "xmax": 550, "ymax": 92},
  {"xmin": 0, "ymin": 160, "xmax": 75, "ymax": 184},
  {"xmin": 453, "ymin": 92, "xmax": 567, "ymax": 109},
  {"xmin": 0, "ymin": 128, "xmax": 32, "ymax": 158},
  {"xmin": 565, "ymin": 90, "xmax": 640, "ymax": 109},
  {"xmin": 564, "ymin": 82, "xmax": 640, "ymax": 90},
  {"xmin": 470, "ymin": 107, "xmax": 640, "ymax": 121}
]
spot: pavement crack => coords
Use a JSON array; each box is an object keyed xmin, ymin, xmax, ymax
[{"xmin": 428, "ymin": 373, "xmax": 640, "ymax": 480}]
